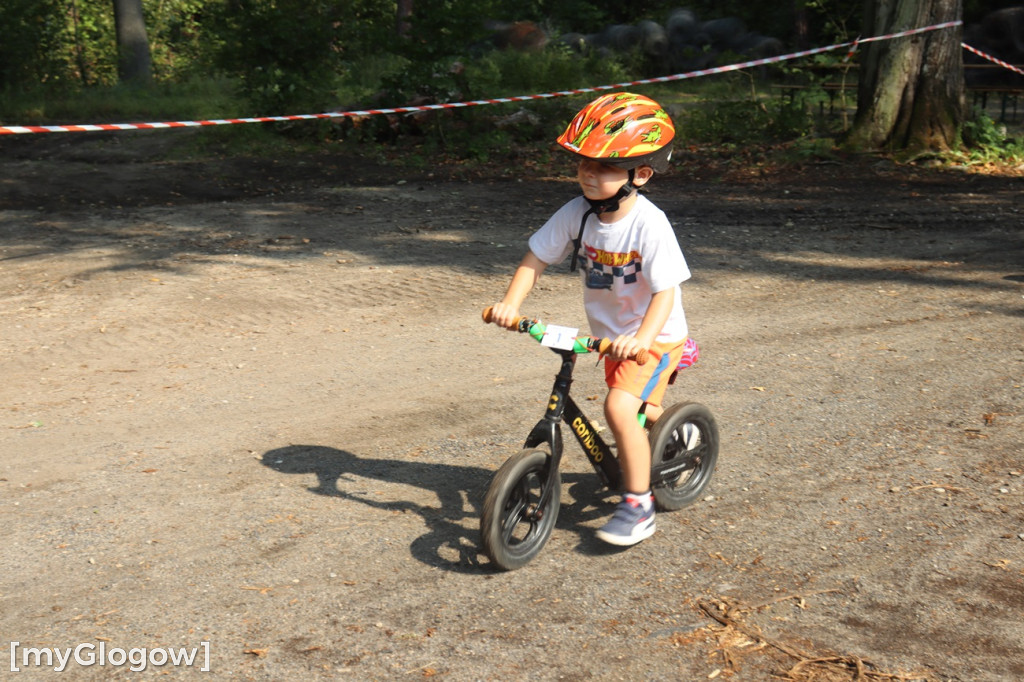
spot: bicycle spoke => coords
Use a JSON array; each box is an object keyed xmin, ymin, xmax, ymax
[
  {"xmin": 501, "ymin": 493, "xmax": 532, "ymax": 540},
  {"xmin": 650, "ymin": 403, "xmax": 719, "ymax": 512}
]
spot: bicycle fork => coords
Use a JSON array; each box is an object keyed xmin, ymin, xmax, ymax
[{"xmin": 522, "ymin": 351, "xmax": 623, "ymax": 519}]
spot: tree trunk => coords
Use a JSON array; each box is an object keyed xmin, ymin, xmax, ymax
[
  {"xmin": 396, "ymin": 0, "xmax": 413, "ymax": 37},
  {"xmin": 793, "ymin": 1, "xmax": 810, "ymax": 50},
  {"xmin": 845, "ymin": 0, "xmax": 965, "ymax": 155},
  {"xmin": 112, "ymin": 0, "xmax": 152, "ymax": 84}
]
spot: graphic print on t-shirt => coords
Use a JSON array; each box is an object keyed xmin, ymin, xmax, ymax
[{"xmin": 579, "ymin": 244, "xmax": 642, "ymax": 290}]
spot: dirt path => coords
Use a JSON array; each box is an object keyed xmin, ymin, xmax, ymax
[{"xmin": 1, "ymin": 133, "xmax": 1022, "ymax": 680}]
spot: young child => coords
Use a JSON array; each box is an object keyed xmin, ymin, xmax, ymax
[{"xmin": 489, "ymin": 92, "xmax": 691, "ymax": 547}]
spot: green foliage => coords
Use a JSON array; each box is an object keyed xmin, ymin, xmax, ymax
[
  {"xmin": 537, "ymin": 0, "xmax": 610, "ymax": 33},
  {"xmin": 209, "ymin": 0, "xmax": 402, "ymax": 117},
  {"xmin": 464, "ymin": 44, "xmax": 628, "ymax": 97},
  {"xmin": 781, "ymin": 136, "xmax": 838, "ymax": 162},
  {"xmin": 145, "ymin": 0, "xmax": 215, "ymax": 80},
  {"xmin": 0, "ymin": 0, "xmax": 65, "ymax": 89},
  {"xmin": 359, "ymin": 44, "xmax": 632, "ymax": 161},
  {"xmin": 211, "ymin": 0, "xmax": 340, "ymax": 115},
  {"xmin": 0, "ymin": 0, "xmax": 979, "ymax": 170},
  {"xmin": 67, "ymin": 0, "xmax": 118, "ymax": 86},
  {"xmin": 1, "ymin": 0, "xmax": 219, "ymax": 89},
  {"xmin": 376, "ymin": 58, "xmax": 468, "ymax": 107},
  {"xmin": 393, "ymin": 47, "xmax": 588, "ymax": 108},
  {"xmin": 399, "ymin": 0, "xmax": 499, "ymax": 63},
  {"xmin": 801, "ymin": 0, "xmax": 860, "ymax": 44},
  {"xmin": 0, "ymin": 0, "xmax": 870, "ymax": 116},
  {"xmin": 777, "ymin": 50, "xmax": 857, "ymax": 91},
  {"xmin": 960, "ymin": 110, "xmax": 1024, "ymax": 164},
  {"xmin": 0, "ymin": 76, "xmax": 239, "ymax": 124},
  {"xmin": 680, "ymin": 98, "xmax": 812, "ymax": 146},
  {"xmin": 337, "ymin": 53, "xmax": 410, "ymax": 105}
]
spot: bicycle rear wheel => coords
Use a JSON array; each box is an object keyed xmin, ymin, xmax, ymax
[
  {"xmin": 649, "ymin": 402, "xmax": 719, "ymax": 511},
  {"xmin": 480, "ymin": 448, "xmax": 561, "ymax": 571}
]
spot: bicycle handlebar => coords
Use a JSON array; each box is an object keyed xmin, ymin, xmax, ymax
[
  {"xmin": 482, "ymin": 306, "xmax": 648, "ymax": 365},
  {"xmin": 481, "ymin": 306, "xmax": 527, "ymax": 328}
]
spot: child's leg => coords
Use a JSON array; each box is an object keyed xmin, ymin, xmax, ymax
[
  {"xmin": 596, "ymin": 339, "xmax": 688, "ymax": 546},
  {"xmin": 599, "ymin": 387, "xmax": 656, "ymax": 546},
  {"xmin": 604, "ymin": 388, "xmax": 650, "ymax": 493},
  {"xmin": 642, "ymin": 402, "xmax": 664, "ymax": 427}
]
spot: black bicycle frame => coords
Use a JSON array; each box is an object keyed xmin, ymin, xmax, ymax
[{"xmin": 522, "ymin": 348, "xmax": 624, "ymax": 514}]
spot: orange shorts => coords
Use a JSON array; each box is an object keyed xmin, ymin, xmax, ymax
[{"xmin": 604, "ymin": 338, "xmax": 688, "ymax": 407}]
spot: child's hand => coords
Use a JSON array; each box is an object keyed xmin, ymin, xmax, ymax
[
  {"xmin": 607, "ymin": 335, "xmax": 646, "ymax": 362},
  {"xmin": 488, "ymin": 302, "xmax": 521, "ymax": 330}
]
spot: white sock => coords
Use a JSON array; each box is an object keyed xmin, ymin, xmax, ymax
[{"xmin": 625, "ymin": 491, "xmax": 653, "ymax": 511}]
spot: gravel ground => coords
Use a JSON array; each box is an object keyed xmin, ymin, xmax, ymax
[{"xmin": 1, "ymin": 132, "xmax": 1022, "ymax": 680}]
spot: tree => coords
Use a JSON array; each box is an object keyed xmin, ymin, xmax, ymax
[
  {"xmin": 397, "ymin": 0, "xmax": 413, "ymax": 36},
  {"xmin": 0, "ymin": 0, "xmax": 66, "ymax": 89},
  {"xmin": 112, "ymin": 0, "xmax": 152, "ymax": 84},
  {"xmin": 844, "ymin": 0, "xmax": 965, "ymax": 155}
]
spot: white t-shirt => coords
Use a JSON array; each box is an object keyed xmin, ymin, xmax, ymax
[{"xmin": 528, "ymin": 194, "xmax": 690, "ymax": 342}]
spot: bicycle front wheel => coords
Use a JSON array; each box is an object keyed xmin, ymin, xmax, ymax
[
  {"xmin": 480, "ymin": 448, "xmax": 561, "ymax": 571},
  {"xmin": 649, "ymin": 402, "xmax": 719, "ymax": 511}
]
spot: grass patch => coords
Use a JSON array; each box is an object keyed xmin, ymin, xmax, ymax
[{"xmin": 1, "ymin": 77, "xmax": 242, "ymax": 125}]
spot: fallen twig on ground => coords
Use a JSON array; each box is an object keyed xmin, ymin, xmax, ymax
[{"xmin": 697, "ymin": 597, "xmax": 937, "ymax": 681}]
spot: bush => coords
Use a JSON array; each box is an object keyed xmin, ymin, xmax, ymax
[
  {"xmin": 961, "ymin": 110, "xmax": 1024, "ymax": 164},
  {"xmin": 341, "ymin": 44, "xmax": 633, "ymax": 160},
  {"xmin": 0, "ymin": 77, "xmax": 241, "ymax": 125},
  {"xmin": 212, "ymin": 0, "xmax": 392, "ymax": 117},
  {"xmin": 0, "ymin": 0, "xmax": 76, "ymax": 89},
  {"xmin": 463, "ymin": 45, "xmax": 629, "ymax": 98},
  {"xmin": 680, "ymin": 97, "xmax": 812, "ymax": 146}
]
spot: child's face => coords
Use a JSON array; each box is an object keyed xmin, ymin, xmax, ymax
[{"xmin": 576, "ymin": 159, "xmax": 631, "ymax": 201}]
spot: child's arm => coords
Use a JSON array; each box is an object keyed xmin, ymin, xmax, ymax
[
  {"xmin": 607, "ymin": 288, "xmax": 675, "ymax": 360},
  {"xmin": 490, "ymin": 251, "xmax": 549, "ymax": 328}
]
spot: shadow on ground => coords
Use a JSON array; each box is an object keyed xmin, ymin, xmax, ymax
[{"xmin": 261, "ymin": 444, "xmax": 640, "ymax": 572}]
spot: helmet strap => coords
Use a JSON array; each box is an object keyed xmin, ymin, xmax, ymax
[{"xmin": 570, "ymin": 169, "xmax": 637, "ymax": 273}]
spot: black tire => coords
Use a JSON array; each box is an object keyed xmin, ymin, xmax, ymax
[
  {"xmin": 649, "ymin": 402, "xmax": 719, "ymax": 511},
  {"xmin": 480, "ymin": 448, "xmax": 561, "ymax": 571}
]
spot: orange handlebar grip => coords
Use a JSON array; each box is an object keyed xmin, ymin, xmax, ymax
[
  {"xmin": 596, "ymin": 338, "xmax": 648, "ymax": 365},
  {"xmin": 482, "ymin": 306, "xmax": 528, "ymax": 329}
]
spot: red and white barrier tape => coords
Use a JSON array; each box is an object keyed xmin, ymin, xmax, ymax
[
  {"xmin": 0, "ymin": 20, "xmax": 981, "ymax": 136},
  {"xmin": 961, "ymin": 42, "xmax": 1024, "ymax": 76}
]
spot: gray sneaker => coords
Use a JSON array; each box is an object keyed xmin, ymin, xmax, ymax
[{"xmin": 596, "ymin": 498, "xmax": 656, "ymax": 546}]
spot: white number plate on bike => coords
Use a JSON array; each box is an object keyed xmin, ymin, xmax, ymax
[{"xmin": 541, "ymin": 325, "xmax": 579, "ymax": 351}]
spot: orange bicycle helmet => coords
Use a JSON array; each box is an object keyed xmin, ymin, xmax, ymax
[{"xmin": 557, "ymin": 92, "xmax": 674, "ymax": 173}]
